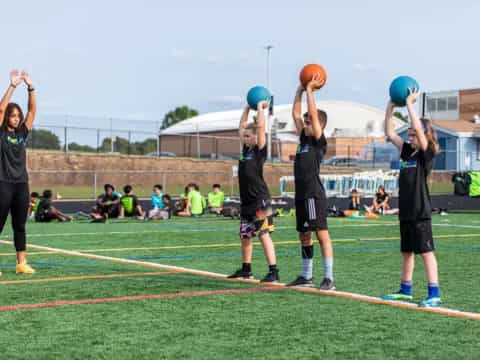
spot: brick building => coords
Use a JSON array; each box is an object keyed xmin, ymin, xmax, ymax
[{"xmin": 397, "ymin": 88, "xmax": 480, "ymax": 171}]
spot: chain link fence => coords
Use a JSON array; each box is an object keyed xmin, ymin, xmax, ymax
[{"xmin": 28, "ymin": 168, "xmax": 459, "ymax": 200}]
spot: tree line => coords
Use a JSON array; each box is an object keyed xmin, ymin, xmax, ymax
[{"xmin": 28, "ymin": 106, "xmax": 198, "ymax": 154}]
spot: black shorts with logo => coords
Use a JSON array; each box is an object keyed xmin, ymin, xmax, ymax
[
  {"xmin": 400, "ymin": 220, "xmax": 435, "ymax": 254},
  {"xmin": 295, "ymin": 198, "xmax": 328, "ymax": 232}
]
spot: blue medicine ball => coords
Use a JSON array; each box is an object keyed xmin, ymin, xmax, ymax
[
  {"xmin": 389, "ymin": 76, "xmax": 419, "ymax": 106},
  {"xmin": 247, "ymin": 86, "xmax": 271, "ymax": 110}
]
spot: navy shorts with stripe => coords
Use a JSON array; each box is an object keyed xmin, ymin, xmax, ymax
[{"xmin": 295, "ymin": 198, "xmax": 328, "ymax": 232}]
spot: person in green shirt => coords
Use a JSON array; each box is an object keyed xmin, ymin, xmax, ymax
[
  {"xmin": 208, "ymin": 184, "xmax": 225, "ymax": 215},
  {"xmin": 28, "ymin": 192, "xmax": 40, "ymax": 220},
  {"xmin": 119, "ymin": 185, "xmax": 145, "ymax": 219},
  {"xmin": 188, "ymin": 184, "xmax": 204, "ymax": 217},
  {"xmin": 178, "ymin": 183, "xmax": 204, "ymax": 217}
]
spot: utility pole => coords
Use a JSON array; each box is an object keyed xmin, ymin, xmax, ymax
[{"xmin": 264, "ymin": 45, "xmax": 274, "ymax": 161}]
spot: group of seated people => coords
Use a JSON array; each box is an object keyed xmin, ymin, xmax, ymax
[
  {"xmin": 346, "ymin": 186, "xmax": 398, "ymax": 215},
  {"xmin": 28, "ymin": 182, "xmax": 226, "ymax": 223},
  {"xmin": 29, "ymin": 183, "xmax": 393, "ymax": 223},
  {"xmin": 29, "ymin": 190, "xmax": 72, "ymax": 222},
  {"xmin": 176, "ymin": 183, "xmax": 225, "ymax": 217},
  {"xmin": 90, "ymin": 183, "xmax": 172, "ymax": 221}
]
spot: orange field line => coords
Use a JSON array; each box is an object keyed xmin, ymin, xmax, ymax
[
  {"xmin": 0, "ymin": 286, "xmax": 283, "ymax": 312},
  {"xmin": 0, "ymin": 271, "xmax": 175, "ymax": 285},
  {"xmin": 1, "ymin": 240, "xmax": 478, "ymax": 320}
]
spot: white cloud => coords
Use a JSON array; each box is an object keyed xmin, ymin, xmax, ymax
[
  {"xmin": 350, "ymin": 84, "xmax": 367, "ymax": 94},
  {"xmin": 354, "ymin": 63, "xmax": 380, "ymax": 72},
  {"xmin": 170, "ymin": 48, "xmax": 190, "ymax": 61},
  {"xmin": 204, "ymin": 55, "xmax": 224, "ymax": 64},
  {"xmin": 209, "ymin": 95, "xmax": 243, "ymax": 105}
]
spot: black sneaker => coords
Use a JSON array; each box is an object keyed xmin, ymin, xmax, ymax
[
  {"xmin": 260, "ymin": 269, "xmax": 279, "ymax": 283},
  {"xmin": 286, "ymin": 276, "xmax": 313, "ymax": 287},
  {"xmin": 227, "ymin": 269, "xmax": 253, "ymax": 279},
  {"xmin": 319, "ymin": 278, "xmax": 336, "ymax": 290}
]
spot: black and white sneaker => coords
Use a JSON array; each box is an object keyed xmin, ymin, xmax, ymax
[
  {"xmin": 286, "ymin": 276, "xmax": 314, "ymax": 287},
  {"xmin": 319, "ymin": 278, "xmax": 336, "ymax": 291},
  {"xmin": 260, "ymin": 269, "xmax": 279, "ymax": 283},
  {"xmin": 227, "ymin": 269, "xmax": 253, "ymax": 279}
]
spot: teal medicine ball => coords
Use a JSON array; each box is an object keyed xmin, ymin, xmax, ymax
[
  {"xmin": 246, "ymin": 86, "xmax": 271, "ymax": 110},
  {"xmin": 389, "ymin": 76, "xmax": 419, "ymax": 106}
]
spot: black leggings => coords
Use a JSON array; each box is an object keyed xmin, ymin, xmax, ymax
[{"xmin": 0, "ymin": 182, "xmax": 29, "ymax": 251}]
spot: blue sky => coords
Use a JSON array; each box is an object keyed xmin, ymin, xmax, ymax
[{"xmin": 2, "ymin": 0, "xmax": 479, "ymax": 127}]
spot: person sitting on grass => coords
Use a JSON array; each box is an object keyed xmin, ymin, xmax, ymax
[
  {"xmin": 148, "ymin": 184, "xmax": 164, "ymax": 220},
  {"xmin": 208, "ymin": 183, "xmax": 225, "ymax": 215},
  {"xmin": 35, "ymin": 189, "xmax": 72, "ymax": 222},
  {"xmin": 119, "ymin": 185, "xmax": 145, "ymax": 219},
  {"xmin": 342, "ymin": 188, "xmax": 362, "ymax": 217},
  {"xmin": 156, "ymin": 194, "xmax": 172, "ymax": 220},
  {"xmin": 349, "ymin": 188, "xmax": 361, "ymax": 210},
  {"xmin": 177, "ymin": 183, "xmax": 204, "ymax": 217},
  {"xmin": 366, "ymin": 185, "xmax": 390, "ymax": 214},
  {"xmin": 94, "ymin": 184, "xmax": 120, "ymax": 220},
  {"xmin": 28, "ymin": 191, "xmax": 40, "ymax": 220}
]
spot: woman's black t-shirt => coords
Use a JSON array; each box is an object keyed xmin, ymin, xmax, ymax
[{"xmin": 0, "ymin": 124, "xmax": 29, "ymax": 183}]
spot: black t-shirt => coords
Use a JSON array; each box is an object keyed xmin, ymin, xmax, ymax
[
  {"xmin": 37, "ymin": 198, "xmax": 52, "ymax": 213},
  {"xmin": 0, "ymin": 124, "xmax": 29, "ymax": 183},
  {"xmin": 35, "ymin": 198, "xmax": 52, "ymax": 221},
  {"xmin": 294, "ymin": 130, "xmax": 327, "ymax": 200},
  {"xmin": 238, "ymin": 145, "xmax": 270, "ymax": 214},
  {"xmin": 98, "ymin": 193, "xmax": 119, "ymax": 206},
  {"xmin": 398, "ymin": 143, "xmax": 435, "ymax": 221},
  {"xmin": 375, "ymin": 192, "xmax": 388, "ymax": 204}
]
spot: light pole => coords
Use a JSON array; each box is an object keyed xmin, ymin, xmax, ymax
[
  {"xmin": 109, "ymin": 117, "xmax": 114, "ymax": 153},
  {"xmin": 264, "ymin": 45, "xmax": 274, "ymax": 161},
  {"xmin": 264, "ymin": 45, "xmax": 273, "ymax": 89}
]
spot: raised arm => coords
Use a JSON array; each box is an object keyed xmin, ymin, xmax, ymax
[
  {"xmin": 21, "ymin": 71, "xmax": 36, "ymax": 130},
  {"xmin": 0, "ymin": 70, "xmax": 22, "ymax": 126},
  {"xmin": 306, "ymin": 74, "xmax": 325, "ymax": 140},
  {"xmin": 384, "ymin": 100, "xmax": 403, "ymax": 150},
  {"xmin": 292, "ymin": 85, "xmax": 304, "ymax": 136},
  {"xmin": 256, "ymin": 101, "xmax": 268, "ymax": 150},
  {"xmin": 238, "ymin": 106, "xmax": 250, "ymax": 145},
  {"xmin": 406, "ymin": 90, "xmax": 428, "ymax": 151}
]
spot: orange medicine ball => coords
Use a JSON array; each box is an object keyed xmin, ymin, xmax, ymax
[{"xmin": 299, "ymin": 64, "xmax": 327, "ymax": 89}]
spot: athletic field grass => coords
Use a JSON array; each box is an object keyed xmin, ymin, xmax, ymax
[{"xmin": 1, "ymin": 214, "xmax": 479, "ymax": 359}]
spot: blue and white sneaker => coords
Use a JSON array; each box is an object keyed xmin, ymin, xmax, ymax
[{"xmin": 418, "ymin": 297, "xmax": 442, "ymax": 307}]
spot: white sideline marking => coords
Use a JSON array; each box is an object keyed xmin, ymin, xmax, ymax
[{"xmin": 0, "ymin": 223, "xmax": 398, "ymax": 239}]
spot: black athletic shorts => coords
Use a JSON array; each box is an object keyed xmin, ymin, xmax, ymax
[
  {"xmin": 35, "ymin": 211, "xmax": 54, "ymax": 223},
  {"xmin": 295, "ymin": 198, "xmax": 328, "ymax": 232},
  {"xmin": 400, "ymin": 220, "xmax": 435, "ymax": 254}
]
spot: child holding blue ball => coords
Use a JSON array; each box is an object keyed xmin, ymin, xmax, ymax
[
  {"xmin": 227, "ymin": 99, "xmax": 279, "ymax": 282},
  {"xmin": 383, "ymin": 89, "xmax": 442, "ymax": 307}
]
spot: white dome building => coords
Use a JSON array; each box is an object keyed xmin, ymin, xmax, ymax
[{"xmin": 159, "ymin": 101, "xmax": 405, "ymax": 161}]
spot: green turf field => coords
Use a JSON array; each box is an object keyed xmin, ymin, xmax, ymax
[{"xmin": 1, "ymin": 214, "xmax": 479, "ymax": 359}]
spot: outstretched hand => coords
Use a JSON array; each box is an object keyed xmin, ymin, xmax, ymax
[
  {"xmin": 406, "ymin": 88, "xmax": 419, "ymax": 105},
  {"xmin": 306, "ymin": 73, "xmax": 325, "ymax": 91},
  {"xmin": 10, "ymin": 70, "xmax": 21, "ymax": 87},
  {"xmin": 21, "ymin": 70, "xmax": 34, "ymax": 88},
  {"xmin": 257, "ymin": 100, "xmax": 269, "ymax": 111}
]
